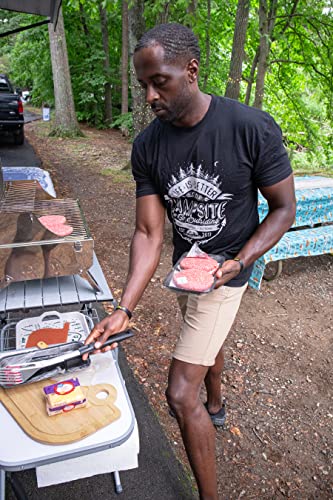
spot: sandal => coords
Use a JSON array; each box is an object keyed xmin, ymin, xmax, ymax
[
  {"xmin": 204, "ymin": 401, "xmax": 226, "ymax": 427},
  {"xmin": 169, "ymin": 401, "xmax": 226, "ymax": 427}
]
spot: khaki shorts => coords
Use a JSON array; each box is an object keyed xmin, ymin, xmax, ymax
[{"xmin": 174, "ymin": 283, "xmax": 248, "ymax": 367}]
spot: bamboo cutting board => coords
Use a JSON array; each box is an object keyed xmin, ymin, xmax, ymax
[{"xmin": 0, "ymin": 379, "xmax": 121, "ymax": 444}]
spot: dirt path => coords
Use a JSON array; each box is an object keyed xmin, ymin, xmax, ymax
[{"xmin": 25, "ymin": 120, "xmax": 332, "ymax": 499}]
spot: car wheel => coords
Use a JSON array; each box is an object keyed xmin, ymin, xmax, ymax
[{"xmin": 13, "ymin": 129, "xmax": 24, "ymax": 145}]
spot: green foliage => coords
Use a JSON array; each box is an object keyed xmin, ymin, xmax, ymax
[
  {"xmin": 48, "ymin": 126, "xmax": 84, "ymax": 138},
  {"xmin": 0, "ymin": 0, "xmax": 332, "ymax": 171},
  {"xmin": 111, "ymin": 111, "xmax": 133, "ymax": 136},
  {"xmin": 9, "ymin": 23, "xmax": 53, "ymax": 106},
  {"xmin": 63, "ymin": 1, "xmax": 123, "ymax": 126},
  {"xmin": 101, "ymin": 168, "xmax": 133, "ymax": 182}
]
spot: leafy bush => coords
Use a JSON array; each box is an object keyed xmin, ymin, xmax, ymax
[{"xmin": 111, "ymin": 112, "xmax": 133, "ymax": 137}]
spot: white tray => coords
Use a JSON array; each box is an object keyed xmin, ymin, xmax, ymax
[{"xmin": 15, "ymin": 311, "xmax": 94, "ymax": 349}]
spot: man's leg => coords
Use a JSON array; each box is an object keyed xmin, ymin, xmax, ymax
[
  {"xmin": 172, "ymin": 283, "xmax": 248, "ymax": 497},
  {"xmin": 204, "ymin": 346, "xmax": 224, "ymax": 414},
  {"xmin": 166, "ymin": 358, "xmax": 218, "ymax": 500}
]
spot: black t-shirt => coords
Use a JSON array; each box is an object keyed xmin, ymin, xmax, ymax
[{"xmin": 131, "ymin": 95, "xmax": 292, "ymax": 286}]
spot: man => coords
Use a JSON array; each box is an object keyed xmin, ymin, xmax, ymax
[{"xmin": 84, "ymin": 23, "xmax": 296, "ymax": 500}]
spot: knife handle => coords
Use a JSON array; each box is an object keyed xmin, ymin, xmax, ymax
[{"xmin": 79, "ymin": 329, "xmax": 134, "ymax": 356}]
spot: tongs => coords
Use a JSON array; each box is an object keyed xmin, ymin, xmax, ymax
[{"xmin": 0, "ymin": 329, "xmax": 134, "ymax": 388}]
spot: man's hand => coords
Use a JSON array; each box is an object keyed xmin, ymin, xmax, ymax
[
  {"xmin": 82, "ymin": 310, "xmax": 130, "ymax": 360},
  {"xmin": 214, "ymin": 259, "xmax": 242, "ymax": 288}
]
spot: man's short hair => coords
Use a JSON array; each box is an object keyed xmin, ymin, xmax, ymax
[{"xmin": 135, "ymin": 23, "xmax": 200, "ymax": 65}]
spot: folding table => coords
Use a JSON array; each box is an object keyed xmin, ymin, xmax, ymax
[
  {"xmin": 0, "ymin": 253, "xmax": 139, "ymax": 499},
  {"xmin": 249, "ymin": 176, "xmax": 333, "ymax": 289}
]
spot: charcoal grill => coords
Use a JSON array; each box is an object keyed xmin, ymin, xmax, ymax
[{"xmin": 0, "ymin": 177, "xmax": 97, "ymax": 290}]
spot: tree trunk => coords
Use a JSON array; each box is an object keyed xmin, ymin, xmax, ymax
[
  {"xmin": 79, "ymin": 2, "xmax": 89, "ymax": 39},
  {"xmin": 244, "ymin": 46, "xmax": 259, "ymax": 105},
  {"xmin": 203, "ymin": 0, "xmax": 211, "ymax": 91},
  {"xmin": 129, "ymin": 0, "xmax": 154, "ymax": 137},
  {"xmin": 253, "ymin": 0, "xmax": 278, "ymax": 109},
  {"xmin": 250, "ymin": 0, "xmax": 299, "ymax": 107},
  {"xmin": 99, "ymin": 1, "xmax": 112, "ymax": 126},
  {"xmin": 121, "ymin": 0, "xmax": 129, "ymax": 116},
  {"xmin": 225, "ymin": 0, "xmax": 250, "ymax": 100},
  {"xmin": 79, "ymin": 1, "xmax": 98, "ymax": 123},
  {"xmin": 187, "ymin": 0, "xmax": 198, "ymax": 17},
  {"xmin": 48, "ymin": 7, "xmax": 81, "ymax": 136},
  {"xmin": 158, "ymin": 2, "xmax": 170, "ymax": 24}
]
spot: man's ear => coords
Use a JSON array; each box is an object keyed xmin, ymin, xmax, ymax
[{"xmin": 187, "ymin": 59, "xmax": 199, "ymax": 83}]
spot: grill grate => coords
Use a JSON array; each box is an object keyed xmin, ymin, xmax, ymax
[
  {"xmin": 0, "ymin": 179, "xmax": 91, "ymax": 244},
  {"xmin": 0, "ymin": 180, "xmax": 37, "ymax": 212},
  {"xmin": 33, "ymin": 199, "xmax": 91, "ymax": 241},
  {"xmin": 0, "ymin": 180, "xmax": 94, "ymax": 286}
]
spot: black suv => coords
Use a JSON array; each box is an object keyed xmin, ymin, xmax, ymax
[{"xmin": 0, "ymin": 74, "xmax": 24, "ymax": 145}]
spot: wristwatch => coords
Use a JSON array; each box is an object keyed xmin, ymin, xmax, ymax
[{"xmin": 233, "ymin": 257, "xmax": 244, "ymax": 272}]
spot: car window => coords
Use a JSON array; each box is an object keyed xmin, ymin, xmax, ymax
[{"xmin": 0, "ymin": 78, "xmax": 13, "ymax": 93}]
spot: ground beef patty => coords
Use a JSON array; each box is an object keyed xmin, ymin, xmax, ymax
[
  {"xmin": 180, "ymin": 255, "xmax": 219, "ymax": 273},
  {"xmin": 38, "ymin": 215, "xmax": 73, "ymax": 236},
  {"xmin": 173, "ymin": 269, "xmax": 214, "ymax": 292},
  {"xmin": 39, "ymin": 215, "xmax": 67, "ymax": 225}
]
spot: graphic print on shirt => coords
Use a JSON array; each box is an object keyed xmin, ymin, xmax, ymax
[{"xmin": 164, "ymin": 163, "xmax": 233, "ymax": 245}]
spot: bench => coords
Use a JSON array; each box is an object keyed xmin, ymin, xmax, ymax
[{"xmin": 249, "ymin": 176, "xmax": 333, "ymax": 290}]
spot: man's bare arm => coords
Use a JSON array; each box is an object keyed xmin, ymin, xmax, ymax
[
  {"xmin": 121, "ymin": 194, "xmax": 166, "ymax": 311},
  {"xmin": 84, "ymin": 194, "xmax": 165, "ymax": 350},
  {"xmin": 216, "ymin": 174, "xmax": 296, "ymax": 285}
]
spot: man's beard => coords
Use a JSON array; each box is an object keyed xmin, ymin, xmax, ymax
[{"xmin": 153, "ymin": 84, "xmax": 192, "ymax": 124}]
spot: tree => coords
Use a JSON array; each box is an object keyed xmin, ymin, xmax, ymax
[
  {"xmin": 121, "ymin": 0, "xmax": 129, "ymax": 116},
  {"xmin": 187, "ymin": 0, "xmax": 198, "ymax": 19},
  {"xmin": 48, "ymin": 6, "xmax": 81, "ymax": 136},
  {"xmin": 253, "ymin": 0, "xmax": 278, "ymax": 109},
  {"xmin": 225, "ymin": 0, "xmax": 250, "ymax": 100},
  {"xmin": 158, "ymin": 1, "xmax": 170, "ymax": 23},
  {"xmin": 129, "ymin": 0, "xmax": 153, "ymax": 137},
  {"xmin": 203, "ymin": 0, "xmax": 211, "ymax": 90},
  {"xmin": 3, "ymin": 0, "xmax": 332, "ymax": 167},
  {"xmin": 99, "ymin": 0, "xmax": 112, "ymax": 125}
]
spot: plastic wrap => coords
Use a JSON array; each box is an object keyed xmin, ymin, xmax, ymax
[{"xmin": 164, "ymin": 243, "xmax": 225, "ymax": 294}]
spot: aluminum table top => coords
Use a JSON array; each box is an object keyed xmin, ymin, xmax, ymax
[{"xmin": 0, "ymin": 253, "xmax": 114, "ymax": 313}]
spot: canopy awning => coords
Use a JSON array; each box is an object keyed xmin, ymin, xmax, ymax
[{"xmin": 0, "ymin": 0, "xmax": 62, "ymax": 37}]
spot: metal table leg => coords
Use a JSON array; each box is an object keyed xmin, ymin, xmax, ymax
[
  {"xmin": 0, "ymin": 469, "xmax": 5, "ymax": 500},
  {"xmin": 113, "ymin": 471, "xmax": 123, "ymax": 494}
]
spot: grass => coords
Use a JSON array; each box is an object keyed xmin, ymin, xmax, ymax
[
  {"xmin": 101, "ymin": 168, "xmax": 133, "ymax": 183},
  {"xmin": 290, "ymin": 150, "xmax": 333, "ymax": 177},
  {"xmin": 293, "ymin": 169, "xmax": 333, "ymax": 177}
]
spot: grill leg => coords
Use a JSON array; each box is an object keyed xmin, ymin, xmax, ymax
[
  {"xmin": 113, "ymin": 471, "xmax": 123, "ymax": 494},
  {"xmin": 0, "ymin": 469, "xmax": 5, "ymax": 500}
]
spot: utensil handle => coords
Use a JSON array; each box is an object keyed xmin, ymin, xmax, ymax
[
  {"xmin": 78, "ymin": 329, "xmax": 135, "ymax": 356},
  {"xmin": 39, "ymin": 311, "xmax": 63, "ymax": 324}
]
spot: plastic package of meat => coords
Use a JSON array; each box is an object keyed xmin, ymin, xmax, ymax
[{"xmin": 163, "ymin": 243, "xmax": 225, "ymax": 294}]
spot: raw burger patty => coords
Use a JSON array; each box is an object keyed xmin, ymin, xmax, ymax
[
  {"xmin": 173, "ymin": 269, "xmax": 214, "ymax": 292},
  {"xmin": 38, "ymin": 215, "xmax": 73, "ymax": 236},
  {"xmin": 180, "ymin": 256, "xmax": 219, "ymax": 273},
  {"xmin": 39, "ymin": 215, "xmax": 67, "ymax": 225}
]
